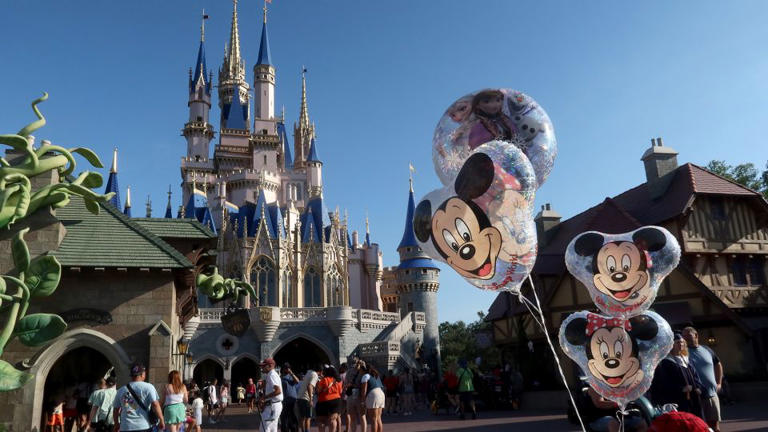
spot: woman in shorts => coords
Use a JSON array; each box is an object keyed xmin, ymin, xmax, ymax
[
  {"xmin": 316, "ymin": 366, "xmax": 343, "ymax": 432},
  {"xmin": 361, "ymin": 365, "xmax": 385, "ymax": 432},
  {"xmin": 246, "ymin": 378, "xmax": 257, "ymax": 413}
]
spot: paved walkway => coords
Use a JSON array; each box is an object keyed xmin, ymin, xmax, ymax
[{"xmin": 203, "ymin": 400, "xmax": 768, "ymax": 431}]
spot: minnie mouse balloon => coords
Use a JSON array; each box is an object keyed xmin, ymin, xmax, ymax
[
  {"xmin": 433, "ymin": 88, "xmax": 557, "ymax": 188},
  {"xmin": 565, "ymin": 226, "xmax": 681, "ymax": 317},
  {"xmin": 413, "ymin": 140, "xmax": 537, "ymax": 292},
  {"xmin": 559, "ymin": 310, "xmax": 673, "ymax": 409}
]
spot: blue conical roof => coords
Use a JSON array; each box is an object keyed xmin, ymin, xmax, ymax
[
  {"xmin": 105, "ymin": 172, "xmax": 121, "ymax": 209},
  {"xmin": 301, "ymin": 207, "xmax": 320, "ymax": 243},
  {"xmin": 191, "ymin": 41, "xmax": 211, "ymax": 95},
  {"xmin": 223, "ymin": 85, "xmax": 248, "ymax": 130},
  {"xmin": 164, "ymin": 201, "xmax": 173, "ymax": 218},
  {"xmin": 307, "ymin": 138, "xmax": 320, "ymax": 162},
  {"xmin": 397, "ymin": 188, "xmax": 419, "ymax": 249},
  {"xmin": 251, "ymin": 190, "xmax": 275, "ymax": 237},
  {"xmin": 123, "ymin": 203, "xmax": 131, "ymax": 217},
  {"xmin": 256, "ymin": 21, "xmax": 272, "ymax": 65},
  {"xmin": 278, "ymin": 122, "xmax": 293, "ymax": 169}
]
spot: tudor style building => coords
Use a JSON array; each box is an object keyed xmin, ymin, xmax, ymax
[{"xmin": 487, "ymin": 138, "xmax": 768, "ymax": 387}]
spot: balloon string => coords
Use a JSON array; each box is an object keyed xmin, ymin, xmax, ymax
[
  {"xmin": 616, "ymin": 409, "xmax": 625, "ymax": 432},
  {"xmin": 518, "ymin": 294, "xmax": 544, "ymax": 329},
  {"xmin": 527, "ymin": 275, "xmax": 587, "ymax": 432}
]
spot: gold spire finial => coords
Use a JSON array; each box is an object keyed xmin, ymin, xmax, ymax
[
  {"xmin": 408, "ymin": 162, "xmax": 416, "ymax": 192},
  {"xmin": 201, "ymin": 9, "xmax": 208, "ymax": 42},
  {"xmin": 365, "ymin": 212, "xmax": 370, "ymax": 234},
  {"xmin": 263, "ymin": 0, "xmax": 268, "ymax": 23},
  {"xmin": 299, "ymin": 67, "xmax": 310, "ymax": 128},
  {"xmin": 281, "ymin": 105, "xmax": 285, "ymax": 122},
  {"xmin": 224, "ymin": 0, "xmax": 243, "ymax": 80},
  {"xmin": 125, "ymin": 186, "xmax": 132, "ymax": 208},
  {"xmin": 110, "ymin": 147, "xmax": 118, "ymax": 174},
  {"xmin": 146, "ymin": 195, "xmax": 152, "ymax": 217}
]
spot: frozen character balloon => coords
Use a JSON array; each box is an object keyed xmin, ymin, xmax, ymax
[
  {"xmin": 559, "ymin": 310, "xmax": 673, "ymax": 409},
  {"xmin": 433, "ymin": 88, "xmax": 557, "ymax": 188},
  {"xmin": 414, "ymin": 140, "xmax": 537, "ymax": 292},
  {"xmin": 566, "ymin": 226, "xmax": 681, "ymax": 317}
]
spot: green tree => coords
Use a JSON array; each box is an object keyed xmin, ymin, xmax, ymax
[
  {"xmin": 439, "ymin": 311, "xmax": 501, "ymax": 372},
  {"xmin": 706, "ymin": 160, "xmax": 768, "ymax": 198}
]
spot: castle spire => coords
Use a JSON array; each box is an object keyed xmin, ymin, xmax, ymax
[
  {"xmin": 299, "ymin": 67, "xmax": 310, "ymax": 128},
  {"xmin": 365, "ymin": 213, "xmax": 371, "ymax": 247},
  {"xmin": 165, "ymin": 185, "xmax": 173, "ymax": 218},
  {"xmin": 256, "ymin": 1, "xmax": 272, "ymax": 65},
  {"xmin": 192, "ymin": 10, "xmax": 210, "ymax": 91},
  {"xmin": 145, "ymin": 195, "xmax": 152, "ymax": 218},
  {"xmin": 123, "ymin": 186, "xmax": 132, "ymax": 217},
  {"xmin": 105, "ymin": 147, "xmax": 121, "ymax": 209},
  {"xmin": 226, "ymin": 0, "xmax": 242, "ymax": 78},
  {"xmin": 201, "ymin": 9, "xmax": 207, "ymax": 42}
]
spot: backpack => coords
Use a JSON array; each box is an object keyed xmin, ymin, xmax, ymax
[{"xmin": 202, "ymin": 385, "xmax": 211, "ymax": 404}]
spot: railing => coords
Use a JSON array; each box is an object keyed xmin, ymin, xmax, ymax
[
  {"xmin": 359, "ymin": 340, "xmax": 400, "ymax": 357},
  {"xmin": 199, "ymin": 308, "xmax": 224, "ymax": 323},
  {"xmin": 385, "ymin": 312, "xmax": 413, "ymax": 342},
  {"xmin": 280, "ymin": 307, "xmax": 328, "ymax": 321},
  {"xmin": 357, "ymin": 309, "xmax": 400, "ymax": 330}
]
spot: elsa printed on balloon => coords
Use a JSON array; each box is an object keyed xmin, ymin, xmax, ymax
[
  {"xmin": 433, "ymin": 88, "xmax": 557, "ymax": 188},
  {"xmin": 414, "ymin": 140, "xmax": 537, "ymax": 292},
  {"xmin": 559, "ymin": 310, "xmax": 673, "ymax": 410},
  {"xmin": 565, "ymin": 226, "xmax": 681, "ymax": 317}
]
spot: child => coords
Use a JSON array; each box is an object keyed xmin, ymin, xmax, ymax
[
  {"xmin": 46, "ymin": 395, "xmax": 65, "ymax": 432},
  {"xmin": 191, "ymin": 391, "xmax": 204, "ymax": 431}
]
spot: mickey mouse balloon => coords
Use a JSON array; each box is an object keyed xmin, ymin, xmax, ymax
[
  {"xmin": 559, "ymin": 310, "xmax": 673, "ymax": 409},
  {"xmin": 433, "ymin": 88, "xmax": 557, "ymax": 188},
  {"xmin": 565, "ymin": 226, "xmax": 681, "ymax": 317},
  {"xmin": 414, "ymin": 140, "xmax": 537, "ymax": 292}
]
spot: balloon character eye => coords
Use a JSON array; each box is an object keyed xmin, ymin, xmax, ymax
[
  {"xmin": 606, "ymin": 256, "xmax": 617, "ymax": 273},
  {"xmin": 614, "ymin": 341, "xmax": 623, "ymax": 359},
  {"xmin": 455, "ymin": 218, "xmax": 471, "ymax": 242},
  {"xmin": 621, "ymin": 254, "xmax": 631, "ymax": 272},
  {"xmin": 599, "ymin": 342, "xmax": 609, "ymax": 359},
  {"xmin": 443, "ymin": 230, "xmax": 459, "ymax": 252}
]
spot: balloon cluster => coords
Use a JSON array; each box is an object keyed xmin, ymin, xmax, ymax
[
  {"xmin": 414, "ymin": 88, "xmax": 557, "ymax": 293},
  {"xmin": 559, "ymin": 226, "xmax": 681, "ymax": 409}
]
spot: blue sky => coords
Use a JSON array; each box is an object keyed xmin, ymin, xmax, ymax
[{"xmin": 2, "ymin": 1, "xmax": 768, "ymax": 324}]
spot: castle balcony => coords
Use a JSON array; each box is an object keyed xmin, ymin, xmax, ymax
[
  {"xmin": 181, "ymin": 157, "xmax": 215, "ymax": 170},
  {"xmin": 359, "ymin": 340, "xmax": 401, "ymax": 370},
  {"xmin": 198, "ymin": 306, "xmax": 400, "ymax": 331},
  {"xmin": 182, "ymin": 121, "xmax": 215, "ymax": 138},
  {"xmin": 222, "ymin": 169, "xmax": 281, "ymax": 191}
]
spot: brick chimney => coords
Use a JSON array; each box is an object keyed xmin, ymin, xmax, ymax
[
  {"xmin": 641, "ymin": 137, "xmax": 678, "ymax": 200},
  {"xmin": 534, "ymin": 203, "xmax": 561, "ymax": 247}
]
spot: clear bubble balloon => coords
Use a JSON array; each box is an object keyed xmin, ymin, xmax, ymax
[
  {"xmin": 559, "ymin": 310, "xmax": 673, "ymax": 410},
  {"xmin": 565, "ymin": 226, "xmax": 681, "ymax": 317},
  {"xmin": 413, "ymin": 140, "xmax": 537, "ymax": 292},
  {"xmin": 433, "ymin": 88, "xmax": 557, "ymax": 188}
]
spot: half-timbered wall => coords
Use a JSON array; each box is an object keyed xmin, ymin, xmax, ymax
[{"xmin": 684, "ymin": 196, "xmax": 768, "ymax": 253}]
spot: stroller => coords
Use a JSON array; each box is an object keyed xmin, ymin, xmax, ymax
[{"xmin": 567, "ymin": 380, "xmax": 656, "ymax": 432}]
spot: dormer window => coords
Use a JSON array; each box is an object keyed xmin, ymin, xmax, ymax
[{"xmin": 710, "ymin": 197, "xmax": 726, "ymax": 220}]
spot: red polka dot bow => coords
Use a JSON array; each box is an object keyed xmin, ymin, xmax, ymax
[{"xmin": 586, "ymin": 313, "xmax": 632, "ymax": 336}]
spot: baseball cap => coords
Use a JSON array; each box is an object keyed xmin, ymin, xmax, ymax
[
  {"xmin": 260, "ymin": 358, "xmax": 276, "ymax": 367},
  {"xmin": 130, "ymin": 364, "xmax": 146, "ymax": 377}
]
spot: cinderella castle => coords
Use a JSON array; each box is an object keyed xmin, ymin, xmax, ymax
[{"xmin": 101, "ymin": 1, "xmax": 441, "ymax": 383}]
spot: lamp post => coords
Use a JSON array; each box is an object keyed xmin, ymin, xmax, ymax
[{"xmin": 175, "ymin": 337, "xmax": 190, "ymax": 381}]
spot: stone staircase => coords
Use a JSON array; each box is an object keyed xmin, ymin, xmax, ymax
[{"xmin": 358, "ymin": 311, "xmax": 424, "ymax": 372}]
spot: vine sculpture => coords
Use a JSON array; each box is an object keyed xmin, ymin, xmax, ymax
[
  {"xmin": 0, "ymin": 93, "xmax": 114, "ymax": 391},
  {"xmin": 197, "ymin": 266, "xmax": 256, "ymax": 337}
]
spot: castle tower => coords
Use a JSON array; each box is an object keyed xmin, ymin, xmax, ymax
[
  {"xmin": 395, "ymin": 176, "xmax": 441, "ymax": 370},
  {"xmin": 183, "ymin": 11, "xmax": 214, "ymax": 160},
  {"xmin": 293, "ymin": 69, "xmax": 316, "ymax": 168},
  {"xmin": 218, "ymin": 0, "xmax": 250, "ymax": 134},
  {"xmin": 253, "ymin": 4, "xmax": 275, "ymax": 134},
  {"xmin": 306, "ymin": 138, "xmax": 323, "ymax": 198}
]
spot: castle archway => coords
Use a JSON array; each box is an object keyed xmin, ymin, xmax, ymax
[
  {"xmin": 272, "ymin": 335, "xmax": 334, "ymax": 374},
  {"xmin": 230, "ymin": 355, "xmax": 260, "ymax": 389},
  {"xmin": 193, "ymin": 358, "xmax": 224, "ymax": 386}
]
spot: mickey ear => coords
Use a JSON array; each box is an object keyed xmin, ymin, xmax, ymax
[
  {"xmin": 455, "ymin": 153, "xmax": 494, "ymax": 200},
  {"xmin": 413, "ymin": 200, "xmax": 433, "ymax": 243}
]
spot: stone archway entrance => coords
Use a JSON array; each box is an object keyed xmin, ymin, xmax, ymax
[
  {"xmin": 41, "ymin": 347, "xmax": 113, "ymax": 431},
  {"xmin": 193, "ymin": 359, "xmax": 224, "ymax": 387},
  {"xmin": 273, "ymin": 337, "xmax": 332, "ymax": 374},
  {"xmin": 231, "ymin": 357, "xmax": 259, "ymax": 389}
]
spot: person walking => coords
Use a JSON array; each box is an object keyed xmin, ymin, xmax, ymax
[
  {"xmin": 216, "ymin": 380, "xmax": 230, "ymax": 422},
  {"xmin": 683, "ymin": 326, "xmax": 724, "ymax": 432},
  {"xmin": 360, "ymin": 365, "xmax": 384, "ymax": 432},
  {"xmin": 162, "ymin": 370, "xmax": 188, "ymax": 432},
  {"xmin": 204, "ymin": 379, "xmax": 219, "ymax": 424},
  {"xmin": 112, "ymin": 364, "xmax": 165, "ymax": 432},
  {"xmin": 280, "ymin": 363, "xmax": 300, "ymax": 432},
  {"xmin": 296, "ymin": 365, "xmax": 321, "ymax": 432},
  {"xmin": 246, "ymin": 378, "xmax": 258, "ymax": 414},
  {"xmin": 651, "ymin": 332, "xmax": 704, "ymax": 417},
  {"xmin": 258, "ymin": 358, "xmax": 284, "ymax": 432},
  {"xmin": 398, "ymin": 369, "xmax": 414, "ymax": 416},
  {"xmin": 191, "ymin": 391, "xmax": 204, "ymax": 432},
  {"xmin": 456, "ymin": 359, "xmax": 477, "ymax": 420},
  {"xmin": 316, "ymin": 366, "xmax": 343, "ymax": 432},
  {"xmin": 382, "ymin": 371, "xmax": 398, "ymax": 415},
  {"xmin": 87, "ymin": 377, "xmax": 117, "ymax": 432},
  {"xmin": 344, "ymin": 360, "xmax": 367, "ymax": 432},
  {"xmin": 236, "ymin": 383, "xmax": 246, "ymax": 405}
]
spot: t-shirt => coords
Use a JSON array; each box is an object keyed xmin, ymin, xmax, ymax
[
  {"xmin": 112, "ymin": 381, "xmax": 159, "ymax": 431},
  {"xmin": 383, "ymin": 376, "xmax": 399, "ymax": 392},
  {"xmin": 297, "ymin": 371, "xmax": 319, "ymax": 401},
  {"xmin": 246, "ymin": 383, "xmax": 257, "ymax": 396},
  {"xmin": 316, "ymin": 377, "xmax": 342, "ymax": 402},
  {"xmin": 361, "ymin": 374, "xmax": 383, "ymax": 391},
  {"xmin": 265, "ymin": 369, "xmax": 284, "ymax": 403},
  {"xmin": 88, "ymin": 387, "xmax": 116, "ymax": 424},
  {"xmin": 282, "ymin": 374, "xmax": 299, "ymax": 400},
  {"xmin": 457, "ymin": 368, "xmax": 474, "ymax": 393},
  {"xmin": 206, "ymin": 384, "xmax": 218, "ymax": 404},
  {"xmin": 237, "ymin": 386, "xmax": 246, "ymax": 399},
  {"xmin": 688, "ymin": 345, "xmax": 720, "ymax": 397}
]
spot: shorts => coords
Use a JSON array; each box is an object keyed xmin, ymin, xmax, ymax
[
  {"xmin": 316, "ymin": 398, "xmax": 342, "ymax": 417},
  {"xmin": 295, "ymin": 399, "xmax": 312, "ymax": 419},
  {"xmin": 164, "ymin": 403, "xmax": 186, "ymax": 424},
  {"xmin": 701, "ymin": 395, "xmax": 721, "ymax": 422},
  {"xmin": 220, "ymin": 397, "xmax": 228, "ymax": 407},
  {"xmin": 48, "ymin": 413, "xmax": 64, "ymax": 426},
  {"xmin": 365, "ymin": 388, "xmax": 385, "ymax": 409}
]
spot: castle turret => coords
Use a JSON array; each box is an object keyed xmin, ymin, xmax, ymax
[
  {"xmin": 396, "ymin": 177, "xmax": 441, "ymax": 371},
  {"xmin": 306, "ymin": 138, "xmax": 323, "ymax": 198},
  {"xmin": 164, "ymin": 186, "xmax": 173, "ymax": 219},
  {"xmin": 253, "ymin": 4, "xmax": 276, "ymax": 135},
  {"xmin": 105, "ymin": 148, "xmax": 121, "ymax": 209},
  {"xmin": 293, "ymin": 69, "xmax": 316, "ymax": 168},
  {"xmin": 183, "ymin": 11, "xmax": 214, "ymax": 160},
  {"xmin": 218, "ymin": 0, "xmax": 250, "ymax": 133}
]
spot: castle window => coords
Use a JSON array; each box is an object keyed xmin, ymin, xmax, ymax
[
  {"xmin": 263, "ymin": 155, "xmax": 267, "ymax": 165},
  {"xmin": 282, "ymin": 270, "xmax": 292, "ymax": 307},
  {"xmin": 748, "ymin": 257, "xmax": 766, "ymax": 286},
  {"xmin": 710, "ymin": 198, "xmax": 726, "ymax": 220},
  {"xmin": 407, "ymin": 302, "xmax": 414, "ymax": 312},
  {"xmin": 732, "ymin": 256, "xmax": 766, "ymax": 287},
  {"xmin": 251, "ymin": 256, "xmax": 277, "ymax": 306},
  {"xmin": 422, "ymin": 269, "xmax": 428, "ymax": 274},
  {"xmin": 326, "ymin": 265, "xmax": 344, "ymax": 307},
  {"xmin": 304, "ymin": 267, "xmax": 322, "ymax": 307},
  {"xmin": 262, "ymin": 129, "xmax": 268, "ymax": 135},
  {"xmin": 731, "ymin": 258, "xmax": 747, "ymax": 286},
  {"xmin": 405, "ymin": 270, "xmax": 410, "ymax": 275},
  {"xmin": 196, "ymin": 116, "xmax": 203, "ymax": 122}
]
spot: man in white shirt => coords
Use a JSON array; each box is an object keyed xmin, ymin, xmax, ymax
[
  {"xmin": 257, "ymin": 358, "xmax": 283, "ymax": 432},
  {"xmin": 206, "ymin": 379, "xmax": 219, "ymax": 424}
]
